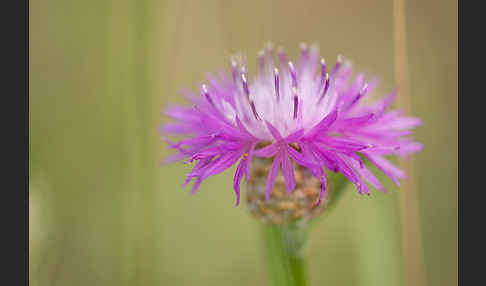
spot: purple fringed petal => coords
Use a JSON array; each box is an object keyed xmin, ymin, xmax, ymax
[
  {"xmin": 316, "ymin": 136, "xmax": 370, "ymax": 152},
  {"xmin": 265, "ymin": 153, "xmax": 282, "ymax": 201},
  {"xmin": 199, "ymin": 150, "xmax": 244, "ymax": 179},
  {"xmin": 160, "ymin": 123, "xmax": 197, "ymax": 135},
  {"xmin": 160, "ymin": 44, "xmax": 422, "ymax": 203},
  {"xmin": 284, "ymin": 129, "xmax": 305, "ymax": 142},
  {"xmin": 164, "ymin": 105, "xmax": 200, "ymax": 122},
  {"xmin": 395, "ymin": 141, "xmax": 424, "ymax": 157},
  {"xmin": 306, "ymin": 142, "xmax": 340, "ymax": 172},
  {"xmin": 347, "ymin": 157, "xmax": 385, "ymax": 192},
  {"xmin": 244, "ymin": 143, "xmax": 257, "ymax": 180},
  {"xmin": 254, "ymin": 144, "xmax": 279, "ymax": 158},
  {"xmin": 329, "ymin": 152, "xmax": 364, "ymax": 194},
  {"xmin": 364, "ymin": 153, "xmax": 406, "ymax": 186},
  {"xmin": 281, "ymin": 150, "xmax": 296, "ymax": 192},
  {"xmin": 233, "ymin": 157, "xmax": 247, "ymax": 207},
  {"xmin": 304, "ymin": 110, "xmax": 338, "ymax": 139},
  {"xmin": 235, "ymin": 116, "xmax": 257, "ymax": 140},
  {"xmin": 265, "ymin": 120, "xmax": 283, "ymax": 140},
  {"xmin": 333, "ymin": 113, "xmax": 374, "ymax": 130}
]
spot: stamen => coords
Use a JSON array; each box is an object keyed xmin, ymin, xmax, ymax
[
  {"xmin": 230, "ymin": 58, "xmax": 238, "ymax": 83},
  {"xmin": 278, "ymin": 47, "xmax": 287, "ymax": 69},
  {"xmin": 257, "ymin": 50, "xmax": 265, "ymax": 74},
  {"xmin": 331, "ymin": 55, "xmax": 343, "ymax": 76},
  {"xmin": 201, "ymin": 84, "xmax": 214, "ymax": 106},
  {"xmin": 300, "ymin": 42, "xmax": 309, "ymax": 60},
  {"xmin": 241, "ymin": 70, "xmax": 250, "ymax": 99},
  {"xmin": 250, "ymin": 101, "xmax": 260, "ymax": 120},
  {"xmin": 264, "ymin": 43, "xmax": 274, "ymax": 67},
  {"xmin": 293, "ymin": 90, "xmax": 299, "ymax": 119},
  {"xmin": 317, "ymin": 73, "xmax": 330, "ymax": 103},
  {"xmin": 350, "ymin": 83, "xmax": 369, "ymax": 106},
  {"xmin": 274, "ymin": 68, "xmax": 280, "ymax": 102},
  {"xmin": 288, "ymin": 61, "xmax": 298, "ymax": 88},
  {"xmin": 319, "ymin": 58, "xmax": 327, "ymax": 87}
]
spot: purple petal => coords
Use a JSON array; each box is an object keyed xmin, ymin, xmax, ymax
[
  {"xmin": 191, "ymin": 178, "xmax": 203, "ymax": 194},
  {"xmin": 160, "ymin": 123, "xmax": 196, "ymax": 135},
  {"xmin": 265, "ymin": 153, "xmax": 282, "ymax": 201},
  {"xmin": 307, "ymin": 142, "xmax": 339, "ymax": 171},
  {"xmin": 244, "ymin": 143, "xmax": 257, "ymax": 180},
  {"xmin": 316, "ymin": 137, "xmax": 369, "ymax": 152},
  {"xmin": 233, "ymin": 157, "xmax": 247, "ymax": 207},
  {"xmin": 235, "ymin": 116, "xmax": 257, "ymax": 140},
  {"xmin": 284, "ymin": 129, "xmax": 305, "ymax": 142},
  {"xmin": 395, "ymin": 141, "xmax": 424, "ymax": 157},
  {"xmin": 304, "ymin": 110, "xmax": 338, "ymax": 139},
  {"xmin": 265, "ymin": 121, "xmax": 283, "ymax": 140},
  {"xmin": 348, "ymin": 157, "xmax": 385, "ymax": 192},
  {"xmin": 281, "ymin": 151, "xmax": 296, "ymax": 192},
  {"xmin": 287, "ymin": 144, "xmax": 319, "ymax": 170},
  {"xmin": 334, "ymin": 113, "xmax": 374, "ymax": 130},
  {"xmin": 164, "ymin": 105, "xmax": 200, "ymax": 121},
  {"xmin": 254, "ymin": 143, "xmax": 279, "ymax": 158},
  {"xmin": 364, "ymin": 153, "xmax": 406, "ymax": 186},
  {"xmin": 207, "ymin": 152, "xmax": 243, "ymax": 176}
]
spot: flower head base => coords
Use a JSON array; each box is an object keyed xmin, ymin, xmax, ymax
[
  {"xmin": 161, "ymin": 43, "xmax": 423, "ymax": 208},
  {"xmin": 247, "ymin": 156, "xmax": 332, "ymax": 224}
]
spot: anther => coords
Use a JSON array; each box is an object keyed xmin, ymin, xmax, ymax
[
  {"xmin": 264, "ymin": 43, "xmax": 274, "ymax": 66},
  {"xmin": 331, "ymin": 55, "xmax": 343, "ymax": 76},
  {"xmin": 319, "ymin": 58, "xmax": 327, "ymax": 86},
  {"xmin": 250, "ymin": 101, "xmax": 260, "ymax": 120},
  {"xmin": 293, "ymin": 92, "xmax": 299, "ymax": 120},
  {"xmin": 317, "ymin": 73, "xmax": 330, "ymax": 103},
  {"xmin": 257, "ymin": 50, "xmax": 265, "ymax": 74},
  {"xmin": 230, "ymin": 58, "xmax": 238, "ymax": 83},
  {"xmin": 201, "ymin": 84, "xmax": 215, "ymax": 106},
  {"xmin": 241, "ymin": 71, "xmax": 250, "ymax": 99},
  {"xmin": 288, "ymin": 61, "xmax": 298, "ymax": 88},
  {"xmin": 274, "ymin": 68, "xmax": 280, "ymax": 102},
  {"xmin": 300, "ymin": 42, "xmax": 309, "ymax": 59},
  {"xmin": 347, "ymin": 83, "xmax": 369, "ymax": 110},
  {"xmin": 278, "ymin": 47, "xmax": 287, "ymax": 69},
  {"xmin": 351, "ymin": 83, "xmax": 368, "ymax": 105}
]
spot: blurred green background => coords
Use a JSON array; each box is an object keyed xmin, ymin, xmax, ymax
[{"xmin": 29, "ymin": 0, "xmax": 457, "ymax": 285}]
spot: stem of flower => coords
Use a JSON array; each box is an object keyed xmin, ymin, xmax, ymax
[{"xmin": 261, "ymin": 222, "xmax": 310, "ymax": 286}]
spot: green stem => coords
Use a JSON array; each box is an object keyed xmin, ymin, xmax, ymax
[{"xmin": 262, "ymin": 222, "xmax": 310, "ymax": 286}]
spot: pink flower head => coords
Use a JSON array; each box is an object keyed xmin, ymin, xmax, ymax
[{"xmin": 160, "ymin": 43, "xmax": 423, "ymax": 207}]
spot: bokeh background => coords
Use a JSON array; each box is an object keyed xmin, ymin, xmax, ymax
[{"xmin": 29, "ymin": 0, "xmax": 457, "ymax": 285}]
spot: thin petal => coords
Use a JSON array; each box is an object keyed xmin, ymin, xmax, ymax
[
  {"xmin": 233, "ymin": 157, "xmax": 247, "ymax": 207},
  {"xmin": 334, "ymin": 113, "xmax": 374, "ymax": 129},
  {"xmin": 304, "ymin": 110, "xmax": 338, "ymax": 138},
  {"xmin": 244, "ymin": 143, "xmax": 257, "ymax": 180},
  {"xmin": 235, "ymin": 116, "xmax": 257, "ymax": 140},
  {"xmin": 192, "ymin": 150, "xmax": 242, "ymax": 179},
  {"xmin": 281, "ymin": 150, "xmax": 296, "ymax": 192},
  {"xmin": 265, "ymin": 153, "xmax": 282, "ymax": 201},
  {"xmin": 316, "ymin": 137, "xmax": 369, "ymax": 152},
  {"xmin": 348, "ymin": 157, "xmax": 385, "ymax": 192},
  {"xmin": 364, "ymin": 153, "xmax": 406, "ymax": 186},
  {"xmin": 284, "ymin": 129, "xmax": 305, "ymax": 142},
  {"xmin": 264, "ymin": 121, "xmax": 283, "ymax": 140},
  {"xmin": 254, "ymin": 143, "xmax": 279, "ymax": 158}
]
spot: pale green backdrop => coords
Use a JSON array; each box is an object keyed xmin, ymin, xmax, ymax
[{"xmin": 29, "ymin": 0, "xmax": 457, "ymax": 285}]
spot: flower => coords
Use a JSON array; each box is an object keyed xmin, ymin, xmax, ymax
[{"xmin": 160, "ymin": 43, "xmax": 423, "ymax": 207}]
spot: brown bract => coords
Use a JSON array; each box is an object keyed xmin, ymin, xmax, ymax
[{"xmin": 246, "ymin": 157, "xmax": 332, "ymax": 224}]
